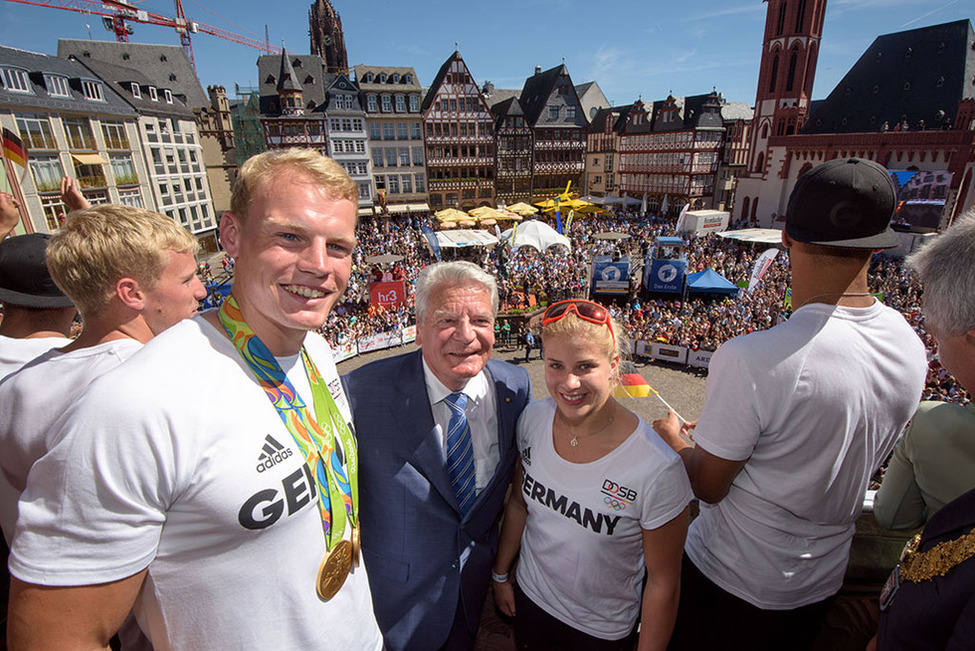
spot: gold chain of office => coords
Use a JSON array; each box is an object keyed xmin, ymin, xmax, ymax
[{"xmin": 899, "ymin": 527, "xmax": 975, "ymax": 583}]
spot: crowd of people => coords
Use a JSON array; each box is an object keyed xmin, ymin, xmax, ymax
[{"xmin": 311, "ymin": 206, "xmax": 968, "ymax": 406}]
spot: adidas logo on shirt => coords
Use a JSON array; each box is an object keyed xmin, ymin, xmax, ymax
[{"xmin": 256, "ymin": 435, "xmax": 293, "ymax": 473}]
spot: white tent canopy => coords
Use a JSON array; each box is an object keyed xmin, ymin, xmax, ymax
[
  {"xmin": 435, "ymin": 229, "xmax": 499, "ymax": 249},
  {"xmin": 500, "ymin": 220, "xmax": 571, "ymax": 252}
]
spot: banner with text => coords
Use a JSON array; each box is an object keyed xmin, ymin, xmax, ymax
[
  {"xmin": 647, "ymin": 259, "xmax": 687, "ymax": 294},
  {"xmin": 370, "ymin": 280, "xmax": 407, "ymax": 307},
  {"xmin": 592, "ymin": 256, "xmax": 631, "ymax": 295}
]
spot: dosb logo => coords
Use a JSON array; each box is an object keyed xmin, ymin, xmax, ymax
[{"xmin": 601, "ymin": 479, "xmax": 637, "ymax": 502}]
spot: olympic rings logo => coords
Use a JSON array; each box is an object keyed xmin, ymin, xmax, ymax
[{"xmin": 604, "ymin": 496, "xmax": 628, "ymax": 511}]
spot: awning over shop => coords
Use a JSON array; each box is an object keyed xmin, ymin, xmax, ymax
[
  {"xmin": 387, "ymin": 203, "xmax": 430, "ymax": 214},
  {"xmin": 436, "ymin": 229, "xmax": 498, "ymax": 248},
  {"xmin": 71, "ymin": 153, "xmax": 108, "ymax": 165}
]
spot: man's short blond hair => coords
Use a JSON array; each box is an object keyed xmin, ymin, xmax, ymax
[
  {"xmin": 47, "ymin": 204, "xmax": 198, "ymax": 317},
  {"xmin": 230, "ymin": 148, "xmax": 358, "ymax": 221}
]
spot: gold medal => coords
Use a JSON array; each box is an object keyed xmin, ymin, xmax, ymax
[
  {"xmin": 316, "ymin": 539, "xmax": 352, "ymax": 600},
  {"xmin": 351, "ymin": 526, "xmax": 361, "ymax": 568}
]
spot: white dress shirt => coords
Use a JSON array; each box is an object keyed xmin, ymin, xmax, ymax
[{"xmin": 421, "ymin": 358, "xmax": 499, "ymax": 494}]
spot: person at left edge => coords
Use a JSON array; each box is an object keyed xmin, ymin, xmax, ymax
[
  {"xmin": 343, "ymin": 260, "xmax": 532, "ymax": 650},
  {"xmin": 7, "ymin": 149, "xmax": 382, "ymax": 650}
]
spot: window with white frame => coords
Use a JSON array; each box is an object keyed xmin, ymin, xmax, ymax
[
  {"xmin": 367, "ymin": 95, "xmax": 377, "ymax": 112},
  {"xmin": 395, "ymin": 95, "xmax": 405, "ymax": 112},
  {"xmin": 358, "ymin": 182, "xmax": 371, "ymax": 200},
  {"xmin": 101, "ymin": 121, "xmax": 129, "ymax": 150},
  {"xmin": 385, "ymin": 149, "xmax": 397, "ymax": 167},
  {"xmin": 388, "ymin": 175, "xmax": 399, "ymax": 194},
  {"xmin": 355, "ymin": 140, "xmax": 365, "ymax": 153},
  {"xmin": 352, "ymin": 118, "xmax": 363, "ymax": 131},
  {"xmin": 29, "ymin": 155, "xmax": 64, "ymax": 193},
  {"xmin": 148, "ymin": 86, "xmax": 158, "ymax": 101},
  {"xmin": 44, "ymin": 74, "xmax": 70, "ymax": 98},
  {"xmin": 39, "ymin": 194, "xmax": 66, "ymax": 230},
  {"xmin": 63, "ymin": 118, "xmax": 95, "ymax": 150},
  {"xmin": 329, "ymin": 119, "xmax": 340, "ymax": 130},
  {"xmin": 164, "ymin": 89, "xmax": 173, "ymax": 103},
  {"xmin": 15, "ymin": 115, "xmax": 56, "ymax": 149},
  {"xmin": 399, "ymin": 148, "xmax": 409, "ymax": 166},
  {"xmin": 341, "ymin": 118, "xmax": 352, "ymax": 131},
  {"xmin": 82, "ymin": 80, "xmax": 105, "ymax": 101},
  {"xmin": 1, "ymin": 67, "xmax": 31, "ymax": 93},
  {"xmin": 110, "ymin": 154, "xmax": 137, "ymax": 185},
  {"xmin": 130, "ymin": 82, "xmax": 142, "ymax": 98},
  {"xmin": 117, "ymin": 188, "xmax": 143, "ymax": 207},
  {"xmin": 415, "ymin": 174, "xmax": 425, "ymax": 192},
  {"xmin": 381, "ymin": 95, "xmax": 391, "ymax": 112},
  {"xmin": 402, "ymin": 175, "xmax": 412, "ymax": 194},
  {"xmin": 409, "ymin": 95, "xmax": 419, "ymax": 113},
  {"xmin": 411, "ymin": 122, "xmax": 421, "ymax": 139},
  {"xmin": 372, "ymin": 149, "xmax": 383, "ymax": 167}
]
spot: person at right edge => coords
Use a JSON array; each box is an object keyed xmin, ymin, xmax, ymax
[
  {"xmin": 653, "ymin": 157, "xmax": 927, "ymax": 651},
  {"xmin": 874, "ymin": 209, "xmax": 975, "ymax": 651}
]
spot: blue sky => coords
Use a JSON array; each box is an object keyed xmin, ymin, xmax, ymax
[{"xmin": 1, "ymin": 0, "xmax": 970, "ymax": 107}]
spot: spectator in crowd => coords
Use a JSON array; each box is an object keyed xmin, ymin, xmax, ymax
[
  {"xmin": 492, "ymin": 300, "xmax": 690, "ymax": 650},
  {"xmin": 7, "ymin": 149, "xmax": 382, "ymax": 650},
  {"xmin": 0, "ymin": 234, "xmax": 76, "ymax": 380},
  {"xmin": 653, "ymin": 158, "xmax": 927, "ymax": 651},
  {"xmin": 876, "ymin": 210, "xmax": 975, "ymax": 650},
  {"xmin": 873, "ymin": 209, "xmax": 975, "ymax": 530},
  {"xmin": 343, "ymin": 261, "xmax": 531, "ymax": 650}
]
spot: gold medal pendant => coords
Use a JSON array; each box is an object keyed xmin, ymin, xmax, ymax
[
  {"xmin": 351, "ymin": 526, "xmax": 361, "ymax": 568},
  {"xmin": 316, "ymin": 539, "xmax": 352, "ymax": 600}
]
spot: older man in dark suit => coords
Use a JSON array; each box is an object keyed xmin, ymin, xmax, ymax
[{"xmin": 344, "ymin": 261, "xmax": 531, "ymax": 651}]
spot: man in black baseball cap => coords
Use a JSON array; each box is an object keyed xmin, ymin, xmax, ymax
[
  {"xmin": 0, "ymin": 233, "xmax": 77, "ymax": 380},
  {"xmin": 654, "ymin": 158, "xmax": 927, "ymax": 650}
]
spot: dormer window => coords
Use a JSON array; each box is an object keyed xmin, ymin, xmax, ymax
[
  {"xmin": 392, "ymin": 74, "xmax": 400, "ymax": 83},
  {"xmin": 130, "ymin": 82, "xmax": 142, "ymax": 98},
  {"xmin": 164, "ymin": 89, "xmax": 173, "ymax": 103},
  {"xmin": 1, "ymin": 67, "xmax": 31, "ymax": 94},
  {"xmin": 379, "ymin": 73, "xmax": 387, "ymax": 83},
  {"xmin": 404, "ymin": 74, "xmax": 412, "ymax": 84},
  {"xmin": 44, "ymin": 74, "xmax": 71, "ymax": 98},
  {"xmin": 364, "ymin": 73, "xmax": 374, "ymax": 83},
  {"xmin": 148, "ymin": 86, "xmax": 158, "ymax": 101},
  {"xmin": 82, "ymin": 80, "xmax": 105, "ymax": 102}
]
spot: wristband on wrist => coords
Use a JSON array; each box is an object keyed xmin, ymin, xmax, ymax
[{"xmin": 491, "ymin": 570, "xmax": 509, "ymax": 583}]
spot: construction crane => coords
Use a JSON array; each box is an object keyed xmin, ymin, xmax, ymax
[{"xmin": 4, "ymin": 0, "xmax": 281, "ymax": 69}]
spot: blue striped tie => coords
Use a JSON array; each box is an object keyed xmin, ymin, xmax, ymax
[{"xmin": 444, "ymin": 391, "xmax": 476, "ymax": 515}]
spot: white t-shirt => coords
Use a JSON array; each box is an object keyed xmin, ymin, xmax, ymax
[
  {"xmin": 0, "ymin": 334, "xmax": 72, "ymax": 381},
  {"xmin": 10, "ymin": 316, "xmax": 382, "ymax": 651},
  {"xmin": 515, "ymin": 399, "xmax": 692, "ymax": 640},
  {"xmin": 0, "ymin": 338, "xmax": 142, "ymax": 543},
  {"xmin": 686, "ymin": 300, "xmax": 927, "ymax": 609}
]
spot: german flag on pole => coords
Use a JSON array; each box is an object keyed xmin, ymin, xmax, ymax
[{"xmin": 2, "ymin": 128, "xmax": 26, "ymax": 169}]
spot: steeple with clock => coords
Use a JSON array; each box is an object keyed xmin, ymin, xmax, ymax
[{"xmin": 309, "ymin": 0, "xmax": 348, "ymax": 74}]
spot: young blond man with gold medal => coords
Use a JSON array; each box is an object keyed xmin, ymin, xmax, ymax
[{"xmin": 8, "ymin": 149, "xmax": 381, "ymax": 650}]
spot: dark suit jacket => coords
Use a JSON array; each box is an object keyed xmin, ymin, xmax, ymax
[
  {"xmin": 877, "ymin": 485, "xmax": 975, "ymax": 650},
  {"xmin": 343, "ymin": 351, "xmax": 531, "ymax": 651}
]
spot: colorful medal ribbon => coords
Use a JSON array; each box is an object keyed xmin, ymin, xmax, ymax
[{"xmin": 219, "ymin": 295, "xmax": 358, "ymax": 550}]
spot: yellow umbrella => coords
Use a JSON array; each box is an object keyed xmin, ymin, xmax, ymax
[
  {"xmin": 537, "ymin": 197, "xmax": 594, "ymax": 212},
  {"xmin": 468, "ymin": 206, "xmax": 495, "ymax": 218},
  {"xmin": 434, "ymin": 208, "xmax": 470, "ymax": 223},
  {"xmin": 507, "ymin": 202, "xmax": 538, "ymax": 216}
]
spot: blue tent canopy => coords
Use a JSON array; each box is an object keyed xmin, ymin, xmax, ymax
[{"xmin": 686, "ymin": 269, "xmax": 739, "ymax": 296}]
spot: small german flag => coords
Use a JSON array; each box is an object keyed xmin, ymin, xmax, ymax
[{"xmin": 2, "ymin": 128, "xmax": 26, "ymax": 169}]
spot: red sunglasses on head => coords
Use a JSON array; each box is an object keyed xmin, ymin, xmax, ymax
[{"xmin": 542, "ymin": 300, "xmax": 615, "ymax": 345}]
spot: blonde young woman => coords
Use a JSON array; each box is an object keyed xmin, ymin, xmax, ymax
[{"xmin": 492, "ymin": 300, "xmax": 692, "ymax": 651}]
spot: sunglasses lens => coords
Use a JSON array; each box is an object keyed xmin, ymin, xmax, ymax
[
  {"xmin": 544, "ymin": 302, "xmax": 571, "ymax": 320},
  {"xmin": 577, "ymin": 303, "xmax": 606, "ymax": 322}
]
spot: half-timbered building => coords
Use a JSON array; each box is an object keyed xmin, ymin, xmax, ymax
[{"xmin": 422, "ymin": 51, "xmax": 495, "ymax": 209}]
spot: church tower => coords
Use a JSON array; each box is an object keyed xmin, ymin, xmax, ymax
[
  {"xmin": 746, "ymin": 0, "xmax": 827, "ymax": 179},
  {"xmin": 309, "ymin": 0, "xmax": 348, "ymax": 74}
]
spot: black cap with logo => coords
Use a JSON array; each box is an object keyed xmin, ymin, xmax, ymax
[{"xmin": 785, "ymin": 157, "xmax": 899, "ymax": 250}]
